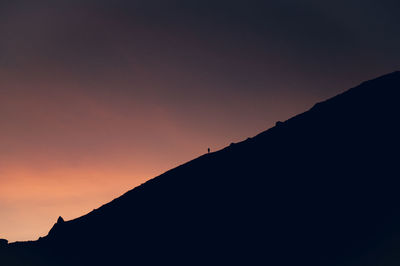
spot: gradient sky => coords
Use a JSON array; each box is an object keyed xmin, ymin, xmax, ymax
[{"xmin": 1, "ymin": 0, "xmax": 399, "ymax": 242}]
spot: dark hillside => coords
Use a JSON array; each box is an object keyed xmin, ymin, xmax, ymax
[{"xmin": 2, "ymin": 72, "xmax": 400, "ymax": 266}]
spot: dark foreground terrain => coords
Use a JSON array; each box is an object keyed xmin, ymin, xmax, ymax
[{"xmin": 1, "ymin": 72, "xmax": 400, "ymax": 265}]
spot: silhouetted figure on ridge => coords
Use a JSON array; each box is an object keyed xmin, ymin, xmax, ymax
[{"xmin": 208, "ymin": 148, "xmax": 210, "ymax": 153}]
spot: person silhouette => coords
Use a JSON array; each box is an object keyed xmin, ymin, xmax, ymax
[{"xmin": 208, "ymin": 148, "xmax": 210, "ymax": 153}]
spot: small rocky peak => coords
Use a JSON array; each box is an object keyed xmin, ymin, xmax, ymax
[{"xmin": 57, "ymin": 216, "xmax": 65, "ymax": 224}]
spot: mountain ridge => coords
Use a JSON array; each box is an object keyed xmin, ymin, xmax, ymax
[
  {"xmin": 48, "ymin": 70, "xmax": 400, "ymax": 233},
  {"xmin": 2, "ymin": 71, "xmax": 400, "ymax": 266}
]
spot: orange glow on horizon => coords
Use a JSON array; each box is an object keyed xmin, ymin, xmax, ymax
[{"xmin": 0, "ymin": 80, "xmax": 327, "ymax": 242}]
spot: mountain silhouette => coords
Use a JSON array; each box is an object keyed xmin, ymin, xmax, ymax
[{"xmin": 1, "ymin": 72, "xmax": 400, "ymax": 265}]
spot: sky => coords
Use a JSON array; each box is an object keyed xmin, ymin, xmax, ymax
[{"xmin": 1, "ymin": 0, "xmax": 399, "ymax": 242}]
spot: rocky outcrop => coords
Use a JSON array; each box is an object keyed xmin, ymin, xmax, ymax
[
  {"xmin": 57, "ymin": 216, "xmax": 65, "ymax": 224},
  {"xmin": 46, "ymin": 216, "xmax": 65, "ymax": 238}
]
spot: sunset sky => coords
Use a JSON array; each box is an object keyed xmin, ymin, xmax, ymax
[{"xmin": 1, "ymin": 0, "xmax": 399, "ymax": 242}]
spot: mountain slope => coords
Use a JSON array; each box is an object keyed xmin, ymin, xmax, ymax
[{"xmin": 2, "ymin": 71, "xmax": 400, "ymax": 266}]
